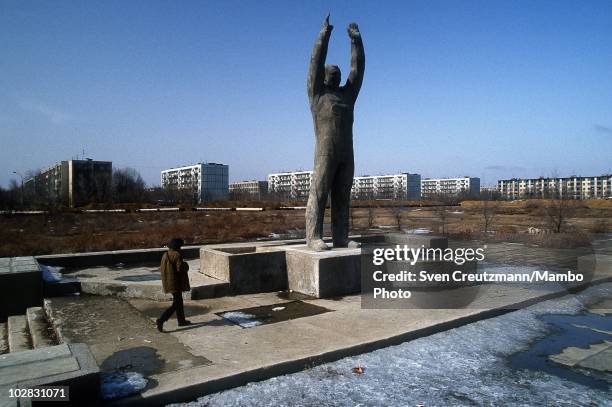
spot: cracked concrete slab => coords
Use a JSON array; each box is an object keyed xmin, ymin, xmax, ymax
[{"xmin": 550, "ymin": 341, "xmax": 612, "ymax": 372}]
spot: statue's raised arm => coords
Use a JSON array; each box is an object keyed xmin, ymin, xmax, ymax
[
  {"xmin": 346, "ymin": 22, "xmax": 365, "ymax": 101},
  {"xmin": 307, "ymin": 14, "xmax": 333, "ymax": 102}
]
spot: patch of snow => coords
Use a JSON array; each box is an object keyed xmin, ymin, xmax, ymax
[
  {"xmin": 40, "ymin": 265, "xmax": 63, "ymax": 283},
  {"xmin": 404, "ymin": 228, "xmax": 431, "ymax": 234},
  {"xmin": 220, "ymin": 311, "xmax": 262, "ymax": 328},
  {"xmin": 100, "ymin": 371, "xmax": 148, "ymax": 400},
  {"xmin": 272, "ymin": 307, "xmax": 285, "ymax": 312}
]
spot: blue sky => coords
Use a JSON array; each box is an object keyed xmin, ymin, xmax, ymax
[{"xmin": 1, "ymin": 0, "xmax": 611, "ymax": 187}]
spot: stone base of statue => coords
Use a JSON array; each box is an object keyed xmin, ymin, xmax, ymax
[{"xmin": 285, "ymin": 245, "xmax": 361, "ymax": 298}]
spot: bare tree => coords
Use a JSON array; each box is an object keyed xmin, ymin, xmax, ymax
[
  {"xmin": 540, "ymin": 172, "xmax": 574, "ymax": 233},
  {"xmin": 113, "ymin": 167, "xmax": 146, "ymax": 203},
  {"xmin": 0, "ymin": 182, "xmax": 20, "ymax": 210},
  {"xmin": 435, "ymin": 204, "xmax": 448, "ymax": 235},
  {"xmin": 482, "ymin": 198, "xmax": 499, "ymax": 234},
  {"xmin": 367, "ymin": 205, "xmax": 376, "ymax": 229},
  {"xmin": 543, "ymin": 196, "xmax": 574, "ymax": 233},
  {"xmin": 391, "ymin": 205, "xmax": 403, "ymax": 230},
  {"xmin": 432, "ymin": 193, "xmax": 455, "ymax": 235}
]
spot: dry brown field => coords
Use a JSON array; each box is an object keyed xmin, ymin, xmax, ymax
[{"xmin": 1, "ymin": 199, "xmax": 610, "ymax": 257}]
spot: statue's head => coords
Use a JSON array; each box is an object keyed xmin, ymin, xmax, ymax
[{"xmin": 324, "ymin": 65, "xmax": 341, "ymax": 89}]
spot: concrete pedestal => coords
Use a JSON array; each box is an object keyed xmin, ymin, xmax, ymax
[
  {"xmin": 200, "ymin": 245, "xmax": 288, "ymax": 294},
  {"xmin": 285, "ymin": 246, "xmax": 361, "ymax": 298}
]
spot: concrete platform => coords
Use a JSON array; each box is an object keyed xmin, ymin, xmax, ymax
[
  {"xmin": 61, "ymin": 259, "xmax": 229, "ymax": 301},
  {"xmin": 285, "ymin": 245, "xmax": 361, "ymax": 298},
  {"xmin": 201, "ymin": 245, "xmax": 287, "ymax": 294},
  {"xmin": 199, "ymin": 235, "xmax": 448, "ymax": 298},
  {"xmin": 0, "ymin": 343, "xmax": 100, "ymax": 405}
]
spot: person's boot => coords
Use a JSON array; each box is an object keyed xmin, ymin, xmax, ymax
[
  {"xmin": 178, "ymin": 320, "xmax": 192, "ymax": 327},
  {"xmin": 156, "ymin": 318, "xmax": 164, "ymax": 332}
]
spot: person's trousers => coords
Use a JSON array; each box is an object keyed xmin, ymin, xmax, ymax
[{"xmin": 159, "ymin": 292, "xmax": 186, "ymax": 323}]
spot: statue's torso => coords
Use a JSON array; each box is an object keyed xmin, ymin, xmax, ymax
[{"xmin": 311, "ymin": 87, "xmax": 354, "ymax": 157}]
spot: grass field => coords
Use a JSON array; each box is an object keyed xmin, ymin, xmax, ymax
[{"xmin": 1, "ymin": 199, "xmax": 610, "ymax": 257}]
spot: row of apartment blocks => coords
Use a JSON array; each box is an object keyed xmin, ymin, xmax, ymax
[
  {"xmin": 265, "ymin": 171, "xmax": 478, "ymax": 200},
  {"xmin": 24, "ymin": 158, "xmax": 610, "ymax": 207},
  {"xmin": 498, "ymin": 175, "xmax": 612, "ymax": 200}
]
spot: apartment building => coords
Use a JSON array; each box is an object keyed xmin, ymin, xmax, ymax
[
  {"xmin": 267, "ymin": 171, "xmax": 312, "ymax": 199},
  {"xmin": 498, "ymin": 175, "xmax": 612, "ymax": 200},
  {"xmin": 421, "ymin": 177, "xmax": 480, "ymax": 198},
  {"xmin": 229, "ymin": 180, "xmax": 269, "ymax": 200},
  {"xmin": 352, "ymin": 173, "xmax": 421, "ymax": 200},
  {"xmin": 161, "ymin": 163, "xmax": 229, "ymax": 202},
  {"xmin": 24, "ymin": 159, "xmax": 112, "ymax": 207},
  {"xmin": 267, "ymin": 171, "xmax": 421, "ymax": 200}
]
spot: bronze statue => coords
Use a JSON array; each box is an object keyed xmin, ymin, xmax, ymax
[{"xmin": 306, "ymin": 14, "xmax": 365, "ymax": 251}]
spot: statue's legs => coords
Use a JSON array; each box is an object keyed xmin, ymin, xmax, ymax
[
  {"xmin": 306, "ymin": 155, "xmax": 334, "ymax": 250},
  {"xmin": 331, "ymin": 157, "xmax": 355, "ymax": 247}
]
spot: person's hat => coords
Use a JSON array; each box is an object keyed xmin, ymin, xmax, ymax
[{"xmin": 168, "ymin": 238, "xmax": 184, "ymax": 250}]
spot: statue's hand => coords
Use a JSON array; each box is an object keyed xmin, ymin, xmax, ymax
[
  {"xmin": 322, "ymin": 13, "xmax": 333, "ymax": 32},
  {"xmin": 347, "ymin": 22, "xmax": 360, "ymax": 39}
]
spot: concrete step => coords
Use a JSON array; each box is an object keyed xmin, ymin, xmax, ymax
[
  {"xmin": 70, "ymin": 267, "xmax": 231, "ymax": 301},
  {"xmin": 191, "ymin": 275, "xmax": 231, "ymax": 300},
  {"xmin": 43, "ymin": 278, "xmax": 81, "ymax": 297},
  {"xmin": 26, "ymin": 307, "xmax": 56, "ymax": 349},
  {"xmin": 0, "ymin": 343, "xmax": 100, "ymax": 405},
  {"xmin": 7, "ymin": 315, "xmax": 31, "ymax": 353},
  {"xmin": 0, "ymin": 322, "xmax": 7, "ymax": 354}
]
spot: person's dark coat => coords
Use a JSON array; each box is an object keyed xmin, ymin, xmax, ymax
[{"xmin": 160, "ymin": 249, "xmax": 190, "ymax": 294}]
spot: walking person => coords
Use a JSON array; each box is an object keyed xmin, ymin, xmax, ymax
[{"xmin": 156, "ymin": 238, "xmax": 192, "ymax": 332}]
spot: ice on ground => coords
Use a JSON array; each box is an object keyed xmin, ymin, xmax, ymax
[
  {"xmin": 40, "ymin": 265, "xmax": 63, "ymax": 282},
  {"xmin": 173, "ymin": 283, "xmax": 612, "ymax": 407},
  {"xmin": 404, "ymin": 228, "xmax": 431, "ymax": 234},
  {"xmin": 100, "ymin": 371, "xmax": 148, "ymax": 400},
  {"xmin": 219, "ymin": 311, "xmax": 262, "ymax": 328}
]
